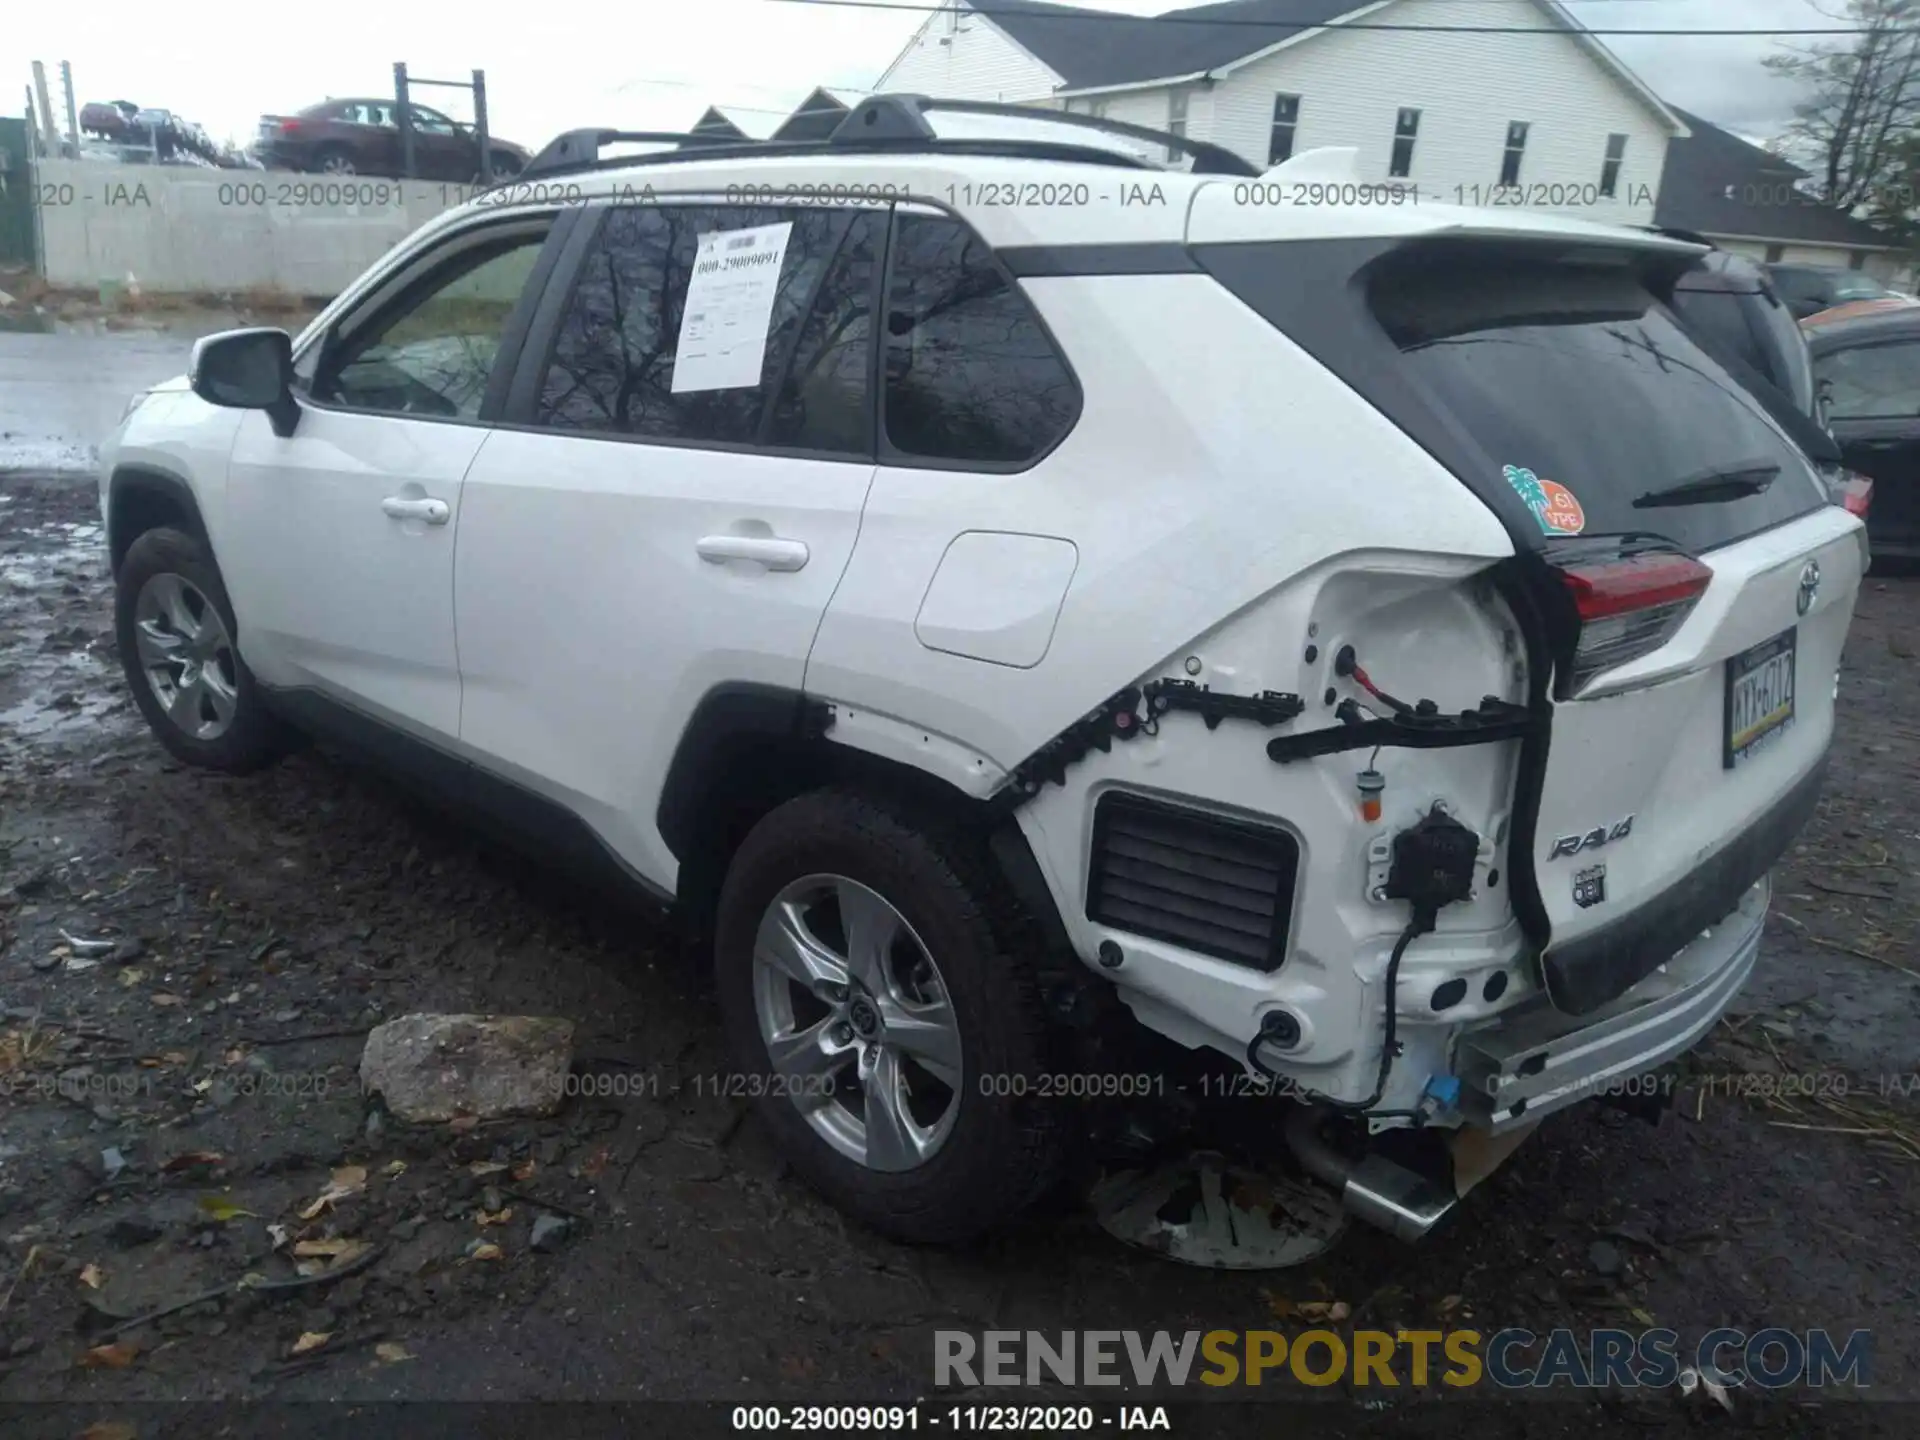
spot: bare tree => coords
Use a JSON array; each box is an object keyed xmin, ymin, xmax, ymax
[{"xmin": 1765, "ymin": 0, "xmax": 1920, "ymax": 211}]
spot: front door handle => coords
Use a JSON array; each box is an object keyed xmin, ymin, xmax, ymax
[
  {"xmin": 382, "ymin": 496, "xmax": 450, "ymax": 525},
  {"xmin": 696, "ymin": 534, "xmax": 810, "ymax": 572}
]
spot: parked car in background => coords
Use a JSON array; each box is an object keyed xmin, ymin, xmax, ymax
[
  {"xmin": 255, "ymin": 99, "xmax": 528, "ymax": 182},
  {"xmin": 1767, "ymin": 264, "xmax": 1901, "ymax": 321},
  {"xmin": 79, "ymin": 100, "xmax": 139, "ymax": 140},
  {"xmin": 1805, "ymin": 303, "xmax": 1920, "ymax": 558}
]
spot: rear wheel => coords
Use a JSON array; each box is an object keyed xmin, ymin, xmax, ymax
[
  {"xmin": 114, "ymin": 527, "xmax": 294, "ymax": 773},
  {"xmin": 714, "ymin": 789, "xmax": 1065, "ymax": 1243},
  {"xmin": 314, "ymin": 145, "xmax": 356, "ymax": 175}
]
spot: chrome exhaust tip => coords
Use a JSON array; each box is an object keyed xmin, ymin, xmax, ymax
[{"xmin": 1284, "ymin": 1106, "xmax": 1457, "ymax": 1242}]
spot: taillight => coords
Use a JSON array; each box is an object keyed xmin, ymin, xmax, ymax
[
  {"xmin": 279, "ymin": 119, "xmax": 301, "ymax": 134},
  {"xmin": 1556, "ymin": 553, "xmax": 1713, "ymax": 692},
  {"xmin": 1841, "ymin": 473, "xmax": 1873, "ymax": 517}
]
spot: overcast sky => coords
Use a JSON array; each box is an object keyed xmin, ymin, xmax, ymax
[{"xmin": 11, "ymin": 0, "xmax": 1834, "ymax": 150}]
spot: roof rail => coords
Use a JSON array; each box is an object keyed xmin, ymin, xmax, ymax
[
  {"xmin": 520, "ymin": 127, "xmax": 738, "ymax": 180},
  {"xmin": 515, "ymin": 93, "xmax": 1263, "ymax": 185},
  {"xmin": 832, "ymin": 95, "xmax": 1258, "ymax": 177}
]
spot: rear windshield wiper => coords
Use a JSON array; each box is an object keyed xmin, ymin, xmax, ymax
[{"xmin": 1632, "ymin": 463, "xmax": 1780, "ymax": 509}]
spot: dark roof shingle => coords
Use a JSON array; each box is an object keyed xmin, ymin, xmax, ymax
[
  {"xmin": 979, "ymin": 0, "xmax": 1363, "ymax": 90},
  {"xmin": 1654, "ymin": 106, "xmax": 1894, "ymax": 250}
]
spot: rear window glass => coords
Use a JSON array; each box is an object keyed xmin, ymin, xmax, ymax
[{"xmin": 1370, "ymin": 258, "xmax": 1826, "ymax": 553}]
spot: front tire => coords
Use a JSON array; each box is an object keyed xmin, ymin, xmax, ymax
[
  {"xmin": 115, "ymin": 527, "xmax": 293, "ymax": 773},
  {"xmin": 714, "ymin": 789, "xmax": 1065, "ymax": 1243}
]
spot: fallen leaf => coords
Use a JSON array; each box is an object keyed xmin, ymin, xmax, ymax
[
  {"xmin": 299, "ymin": 1165, "xmax": 368, "ymax": 1220},
  {"xmin": 510, "ymin": 1158, "xmax": 537, "ymax": 1182},
  {"xmin": 1630, "ymin": 1307, "xmax": 1656, "ymax": 1326},
  {"xmin": 448, "ymin": 1116, "xmax": 479, "ymax": 1134},
  {"xmin": 1439, "ymin": 1293, "xmax": 1464, "ymax": 1315},
  {"xmin": 268, "ymin": 1223, "xmax": 290, "ymax": 1249},
  {"xmin": 467, "ymin": 1161, "xmax": 508, "ymax": 1177},
  {"xmin": 78, "ymin": 1263, "xmax": 105, "ymax": 1290},
  {"xmin": 190, "ymin": 1076, "xmax": 213, "ymax": 1095},
  {"xmin": 116, "ymin": 967, "xmax": 145, "ymax": 988},
  {"xmin": 581, "ymin": 1145, "xmax": 612, "ymax": 1178},
  {"xmin": 476, "ymin": 1208, "xmax": 513, "ymax": 1228},
  {"xmin": 78, "ymin": 1423, "xmax": 138, "ymax": 1440},
  {"xmin": 375, "ymin": 1342, "xmax": 414, "ymax": 1364},
  {"xmin": 1262, "ymin": 1291, "xmax": 1295, "ymax": 1320},
  {"xmin": 224, "ymin": 1047, "xmax": 247, "ymax": 1065},
  {"xmin": 197, "ymin": 1194, "xmax": 256, "ymax": 1223},
  {"xmin": 162, "ymin": 1150, "xmax": 224, "ymax": 1173},
  {"xmin": 465, "ymin": 1242, "xmax": 503, "ymax": 1263},
  {"xmin": 79, "ymin": 1341, "xmax": 140, "ymax": 1369},
  {"xmin": 290, "ymin": 1331, "xmax": 331, "ymax": 1356},
  {"xmin": 293, "ymin": 1238, "xmax": 371, "ymax": 1267},
  {"xmin": 382, "ymin": 1160, "xmax": 407, "ymax": 1178},
  {"xmin": 1294, "ymin": 1300, "xmax": 1349, "ymax": 1321},
  {"xmin": 150, "ymin": 993, "xmax": 184, "ymax": 1008}
]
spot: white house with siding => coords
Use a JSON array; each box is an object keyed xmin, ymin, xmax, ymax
[{"xmin": 874, "ymin": 0, "xmax": 1688, "ymax": 224}]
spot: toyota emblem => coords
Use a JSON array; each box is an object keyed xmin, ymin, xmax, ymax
[{"xmin": 1797, "ymin": 560, "xmax": 1821, "ymax": 616}]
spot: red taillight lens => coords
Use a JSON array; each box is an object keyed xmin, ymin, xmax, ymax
[
  {"xmin": 279, "ymin": 119, "xmax": 301, "ymax": 134},
  {"xmin": 1556, "ymin": 553, "xmax": 1713, "ymax": 691},
  {"xmin": 1841, "ymin": 473, "xmax": 1873, "ymax": 517}
]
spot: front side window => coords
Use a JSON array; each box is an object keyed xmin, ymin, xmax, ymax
[
  {"xmin": 881, "ymin": 213, "xmax": 1078, "ymax": 465},
  {"xmin": 1390, "ymin": 107, "xmax": 1420, "ymax": 180},
  {"xmin": 409, "ymin": 106, "xmax": 458, "ymax": 135},
  {"xmin": 314, "ymin": 230, "xmax": 549, "ymax": 419},
  {"xmin": 1817, "ymin": 340, "xmax": 1920, "ymax": 420},
  {"xmin": 1500, "ymin": 120, "xmax": 1530, "ymax": 187},
  {"xmin": 1270, "ymin": 94, "xmax": 1300, "ymax": 166},
  {"xmin": 1598, "ymin": 133, "xmax": 1627, "ymax": 198},
  {"xmin": 536, "ymin": 204, "xmax": 864, "ymax": 450}
]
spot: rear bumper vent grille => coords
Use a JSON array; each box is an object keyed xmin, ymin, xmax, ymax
[{"xmin": 1086, "ymin": 793, "xmax": 1299, "ymax": 971}]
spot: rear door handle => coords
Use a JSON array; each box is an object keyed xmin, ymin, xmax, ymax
[
  {"xmin": 696, "ymin": 534, "xmax": 810, "ymax": 572},
  {"xmin": 382, "ymin": 496, "xmax": 450, "ymax": 525}
]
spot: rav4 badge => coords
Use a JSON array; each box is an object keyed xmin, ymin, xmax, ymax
[{"xmin": 1548, "ymin": 816, "xmax": 1634, "ymax": 860}]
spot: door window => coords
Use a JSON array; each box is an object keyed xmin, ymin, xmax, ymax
[
  {"xmin": 534, "ymin": 204, "xmax": 867, "ymax": 449},
  {"xmin": 312, "ymin": 230, "xmax": 550, "ymax": 420},
  {"xmin": 1817, "ymin": 340, "xmax": 1920, "ymax": 420},
  {"xmin": 880, "ymin": 212, "xmax": 1080, "ymax": 466},
  {"xmin": 409, "ymin": 106, "xmax": 459, "ymax": 135}
]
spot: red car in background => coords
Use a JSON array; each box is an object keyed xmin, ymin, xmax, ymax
[{"xmin": 254, "ymin": 98, "xmax": 528, "ymax": 182}]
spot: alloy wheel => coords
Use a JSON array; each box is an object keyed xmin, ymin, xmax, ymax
[
  {"xmin": 318, "ymin": 153, "xmax": 356, "ymax": 175},
  {"xmin": 751, "ymin": 874, "xmax": 964, "ymax": 1172},
  {"xmin": 133, "ymin": 572, "xmax": 239, "ymax": 741}
]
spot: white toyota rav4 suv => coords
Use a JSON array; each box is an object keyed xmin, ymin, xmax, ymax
[{"xmin": 99, "ymin": 98, "xmax": 1863, "ymax": 1246}]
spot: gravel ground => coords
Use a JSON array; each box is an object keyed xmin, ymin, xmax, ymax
[{"xmin": 0, "ymin": 465, "xmax": 1916, "ymax": 1437}]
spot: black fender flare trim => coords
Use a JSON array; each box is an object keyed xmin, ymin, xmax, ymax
[
  {"xmin": 107, "ymin": 462, "xmax": 210, "ymax": 572},
  {"xmin": 655, "ymin": 683, "xmax": 834, "ymax": 866}
]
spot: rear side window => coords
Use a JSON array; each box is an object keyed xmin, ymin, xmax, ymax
[
  {"xmin": 881, "ymin": 213, "xmax": 1079, "ymax": 466},
  {"xmin": 1817, "ymin": 339, "xmax": 1920, "ymax": 420},
  {"xmin": 1370, "ymin": 256, "xmax": 1825, "ymax": 552},
  {"xmin": 535, "ymin": 204, "xmax": 863, "ymax": 451}
]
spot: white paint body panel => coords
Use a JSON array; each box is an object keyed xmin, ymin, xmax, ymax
[{"xmin": 914, "ymin": 531, "xmax": 1078, "ymax": 668}]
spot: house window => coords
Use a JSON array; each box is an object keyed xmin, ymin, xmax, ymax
[
  {"xmin": 1500, "ymin": 120, "xmax": 1529, "ymax": 187},
  {"xmin": 1765, "ymin": 244, "xmax": 1785, "ymax": 262},
  {"xmin": 1849, "ymin": 251, "xmax": 1868, "ymax": 271},
  {"xmin": 1389, "ymin": 107, "xmax": 1420, "ymax": 179},
  {"xmin": 1167, "ymin": 88, "xmax": 1189, "ymax": 139},
  {"xmin": 1089, "ymin": 99, "xmax": 1108, "ymax": 120},
  {"xmin": 1598, "ymin": 133, "xmax": 1627, "ymax": 198},
  {"xmin": 1270, "ymin": 94, "xmax": 1300, "ymax": 166}
]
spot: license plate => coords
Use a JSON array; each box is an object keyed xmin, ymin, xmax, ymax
[{"xmin": 1724, "ymin": 628, "xmax": 1797, "ymax": 768}]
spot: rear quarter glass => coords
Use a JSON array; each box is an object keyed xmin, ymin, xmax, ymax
[{"xmin": 1365, "ymin": 253, "xmax": 1828, "ymax": 554}]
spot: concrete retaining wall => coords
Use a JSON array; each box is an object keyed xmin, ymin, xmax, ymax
[{"xmin": 30, "ymin": 159, "xmax": 471, "ymax": 295}]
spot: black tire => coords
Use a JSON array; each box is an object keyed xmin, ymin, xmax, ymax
[
  {"xmin": 114, "ymin": 526, "xmax": 295, "ymax": 773},
  {"xmin": 312, "ymin": 145, "xmax": 356, "ymax": 176},
  {"xmin": 714, "ymin": 788, "xmax": 1065, "ymax": 1244}
]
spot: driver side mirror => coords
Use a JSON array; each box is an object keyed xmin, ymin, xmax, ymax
[{"xmin": 189, "ymin": 327, "xmax": 300, "ymax": 437}]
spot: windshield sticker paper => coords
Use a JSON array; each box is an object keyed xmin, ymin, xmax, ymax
[
  {"xmin": 672, "ymin": 222, "xmax": 793, "ymax": 394},
  {"xmin": 1502, "ymin": 465, "xmax": 1587, "ymax": 536}
]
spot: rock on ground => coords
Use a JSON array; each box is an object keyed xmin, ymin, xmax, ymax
[{"xmin": 360, "ymin": 1013, "xmax": 574, "ymax": 1123}]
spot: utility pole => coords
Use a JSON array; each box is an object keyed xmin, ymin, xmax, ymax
[
  {"xmin": 30, "ymin": 62, "xmax": 59, "ymax": 159},
  {"xmin": 59, "ymin": 61, "xmax": 79, "ymax": 154}
]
